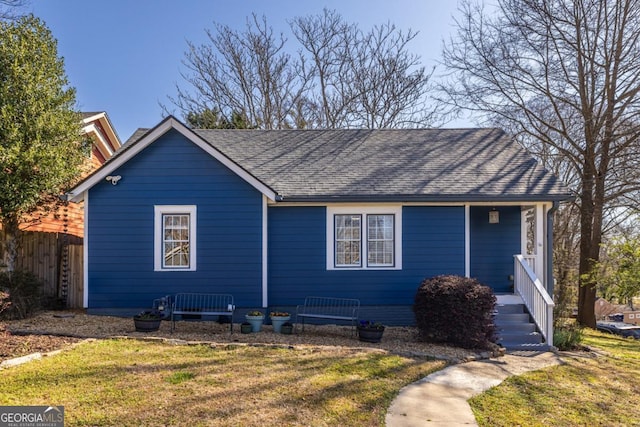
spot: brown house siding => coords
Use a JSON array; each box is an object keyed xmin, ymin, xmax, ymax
[{"xmin": 5, "ymin": 112, "xmax": 121, "ymax": 308}]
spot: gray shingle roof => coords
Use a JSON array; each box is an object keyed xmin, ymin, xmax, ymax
[
  {"xmin": 119, "ymin": 122, "xmax": 571, "ymax": 202},
  {"xmin": 192, "ymin": 128, "xmax": 570, "ymax": 202}
]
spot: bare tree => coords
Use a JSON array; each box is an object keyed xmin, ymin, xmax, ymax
[
  {"xmin": 0, "ymin": 0, "xmax": 26, "ymax": 21},
  {"xmin": 289, "ymin": 9, "xmax": 357, "ymax": 128},
  {"xmin": 167, "ymin": 14, "xmax": 306, "ymax": 129},
  {"xmin": 349, "ymin": 22, "xmax": 435, "ymax": 128},
  {"xmin": 291, "ymin": 9, "xmax": 435, "ymax": 128},
  {"xmin": 170, "ymin": 9, "xmax": 436, "ymax": 130},
  {"xmin": 441, "ymin": 0, "xmax": 640, "ymax": 327}
]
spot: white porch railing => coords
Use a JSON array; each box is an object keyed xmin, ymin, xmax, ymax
[
  {"xmin": 514, "ymin": 254, "xmax": 555, "ymax": 346},
  {"xmin": 522, "ymin": 255, "xmax": 536, "ymax": 277}
]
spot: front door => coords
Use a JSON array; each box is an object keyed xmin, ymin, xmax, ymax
[{"xmin": 469, "ymin": 206, "xmax": 521, "ymax": 293}]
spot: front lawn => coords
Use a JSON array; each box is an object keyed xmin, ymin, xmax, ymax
[
  {"xmin": 0, "ymin": 339, "xmax": 445, "ymax": 426},
  {"xmin": 470, "ymin": 329, "xmax": 640, "ymax": 426}
]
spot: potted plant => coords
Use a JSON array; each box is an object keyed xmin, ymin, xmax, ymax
[
  {"xmin": 133, "ymin": 310, "xmax": 163, "ymax": 332},
  {"xmin": 357, "ymin": 320, "xmax": 385, "ymax": 343},
  {"xmin": 245, "ymin": 310, "xmax": 265, "ymax": 332},
  {"xmin": 280, "ymin": 321, "xmax": 294, "ymax": 335},
  {"xmin": 269, "ymin": 311, "xmax": 291, "ymax": 333},
  {"xmin": 240, "ymin": 322, "xmax": 252, "ymax": 334}
]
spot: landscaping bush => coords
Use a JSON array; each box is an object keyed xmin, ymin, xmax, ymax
[
  {"xmin": 413, "ymin": 275, "xmax": 497, "ymax": 349},
  {"xmin": 553, "ymin": 322, "xmax": 584, "ymax": 350},
  {"xmin": 0, "ymin": 270, "xmax": 43, "ymax": 319}
]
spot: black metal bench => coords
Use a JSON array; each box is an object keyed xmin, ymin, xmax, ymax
[
  {"xmin": 171, "ymin": 293, "xmax": 235, "ymax": 333},
  {"xmin": 295, "ymin": 296, "xmax": 360, "ymax": 334}
]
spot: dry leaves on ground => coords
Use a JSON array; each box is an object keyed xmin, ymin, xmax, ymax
[{"xmin": 2, "ymin": 310, "xmax": 494, "ymax": 364}]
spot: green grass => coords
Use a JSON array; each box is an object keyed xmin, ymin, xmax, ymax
[
  {"xmin": 0, "ymin": 339, "xmax": 445, "ymax": 426},
  {"xmin": 470, "ymin": 329, "xmax": 640, "ymax": 426}
]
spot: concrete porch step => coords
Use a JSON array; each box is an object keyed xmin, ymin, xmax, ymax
[
  {"xmin": 495, "ymin": 303, "xmax": 526, "ymax": 314},
  {"xmin": 498, "ymin": 331, "xmax": 543, "ymax": 345},
  {"xmin": 497, "ymin": 322, "xmax": 536, "ymax": 334},
  {"xmin": 495, "ymin": 313, "xmax": 530, "ymax": 323},
  {"xmin": 494, "ymin": 301, "xmax": 547, "ymax": 351}
]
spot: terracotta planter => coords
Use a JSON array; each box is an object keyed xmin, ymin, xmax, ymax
[
  {"xmin": 357, "ymin": 326, "xmax": 385, "ymax": 343},
  {"xmin": 134, "ymin": 317, "xmax": 161, "ymax": 332}
]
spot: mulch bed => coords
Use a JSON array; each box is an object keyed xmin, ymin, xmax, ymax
[
  {"xmin": 2, "ymin": 310, "xmax": 500, "ymax": 364},
  {"xmin": 0, "ymin": 323, "xmax": 82, "ymax": 362}
]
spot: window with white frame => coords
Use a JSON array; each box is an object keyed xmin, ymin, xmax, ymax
[
  {"xmin": 154, "ymin": 205, "xmax": 197, "ymax": 271},
  {"xmin": 367, "ymin": 214, "xmax": 395, "ymax": 266},
  {"xmin": 335, "ymin": 214, "xmax": 362, "ymax": 267},
  {"xmin": 327, "ymin": 206, "xmax": 401, "ymax": 270}
]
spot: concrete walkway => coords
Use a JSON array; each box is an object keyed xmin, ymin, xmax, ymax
[{"xmin": 386, "ymin": 351, "xmax": 563, "ymax": 426}]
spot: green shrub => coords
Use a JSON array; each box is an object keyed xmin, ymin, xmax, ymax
[
  {"xmin": 414, "ymin": 275, "xmax": 497, "ymax": 349},
  {"xmin": 0, "ymin": 270, "xmax": 43, "ymax": 319},
  {"xmin": 553, "ymin": 323, "xmax": 584, "ymax": 350}
]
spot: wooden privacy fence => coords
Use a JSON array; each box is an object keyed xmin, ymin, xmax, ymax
[{"xmin": 14, "ymin": 231, "xmax": 83, "ymax": 309}]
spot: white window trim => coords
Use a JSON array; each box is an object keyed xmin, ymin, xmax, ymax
[
  {"xmin": 326, "ymin": 205, "xmax": 402, "ymax": 270},
  {"xmin": 154, "ymin": 205, "xmax": 197, "ymax": 271}
]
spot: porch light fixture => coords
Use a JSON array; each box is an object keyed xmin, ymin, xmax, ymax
[{"xmin": 489, "ymin": 209, "xmax": 499, "ymax": 224}]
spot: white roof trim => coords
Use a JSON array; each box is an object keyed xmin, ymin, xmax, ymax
[
  {"xmin": 67, "ymin": 117, "xmax": 277, "ymax": 202},
  {"xmin": 82, "ymin": 112, "xmax": 122, "ymax": 153},
  {"xmin": 82, "ymin": 112, "xmax": 106, "ymax": 125},
  {"xmin": 83, "ymin": 122, "xmax": 114, "ymax": 158}
]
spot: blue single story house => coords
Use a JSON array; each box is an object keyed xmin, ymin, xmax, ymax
[{"xmin": 66, "ymin": 116, "xmax": 571, "ymax": 332}]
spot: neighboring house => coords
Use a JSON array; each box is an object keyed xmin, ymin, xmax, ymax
[
  {"xmin": 595, "ymin": 297, "xmax": 636, "ymax": 322},
  {"xmin": 66, "ymin": 116, "xmax": 571, "ymax": 330},
  {"xmin": 13, "ymin": 111, "xmax": 121, "ymax": 307},
  {"xmin": 21, "ymin": 111, "xmax": 122, "ymax": 237}
]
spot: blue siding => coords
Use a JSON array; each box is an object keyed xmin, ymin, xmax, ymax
[
  {"xmin": 86, "ymin": 128, "xmax": 523, "ymax": 324},
  {"xmin": 470, "ymin": 206, "xmax": 521, "ymax": 292},
  {"xmin": 268, "ymin": 206, "xmax": 465, "ymax": 312},
  {"xmin": 87, "ymin": 129, "xmax": 263, "ymax": 309}
]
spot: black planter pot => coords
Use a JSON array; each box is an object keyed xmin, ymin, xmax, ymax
[
  {"xmin": 134, "ymin": 317, "xmax": 162, "ymax": 332},
  {"xmin": 357, "ymin": 326, "xmax": 385, "ymax": 343}
]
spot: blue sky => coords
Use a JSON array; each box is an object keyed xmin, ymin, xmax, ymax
[{"xmin": 29, "ymin": 0, "xmax": 463, "ymax": 141}]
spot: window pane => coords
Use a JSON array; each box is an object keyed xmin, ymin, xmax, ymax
[
  {"xmin": 367, "ymin": 214, "xmax": 394, "ymax": 267},
  {"xmin": 162, "ymin": 214, "xmax": 190, "ymax": 268},
  {"xmin": 335, "ymin": 214, "xmax": 361, "ymax": 267}
]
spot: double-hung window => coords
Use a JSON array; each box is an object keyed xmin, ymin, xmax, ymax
[
  {"xmin": 154, "ymin": 205, "xmax": 197, "ymax": 271},
  {"xmin": 335, "ymin": 214, "xmax": 362, "ymax": 267},
  {"xmin": 327, "ymin": 206, "xmax": 401, "ymax": 270}
]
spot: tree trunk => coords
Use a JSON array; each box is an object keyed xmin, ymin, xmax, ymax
[
  {"xmin": 1, "ymin": 216, "xmax": 20, "ymax": 273},
  {"xmin": 576, "ymin": 157, "xmax": 608, "ymax": 328},
  {"xmin": 577, "ymin": 158, "xmax": 597, "ymax": 328}
]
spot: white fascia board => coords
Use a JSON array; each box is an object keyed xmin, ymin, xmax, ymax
[
  {"xmin": 97, "ymin": 115, "xmax": 122, "ymax": 150},
  {"xmin": 67, "ymin": 117, "xmax": 277, "ymax": 202},
  {"xmin": 83, "ymin": 122, "xmax": 114, "ymax": 158},
  {"xmin": 82, "ymin": 113, "xmax": 122, "ymax": 150},
  {"xmin": 82, "ymin": 112, "xmax": 105, "ymax": 125}
]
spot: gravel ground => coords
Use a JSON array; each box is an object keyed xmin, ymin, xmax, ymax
[{"xmin": 2, "ymin": 310, "xmax": 501, "ymax": 364}]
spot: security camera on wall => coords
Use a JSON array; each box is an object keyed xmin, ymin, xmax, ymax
[{"xmin": 105, "ymin": 175, "xmax": 122, "ymax": 185}]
